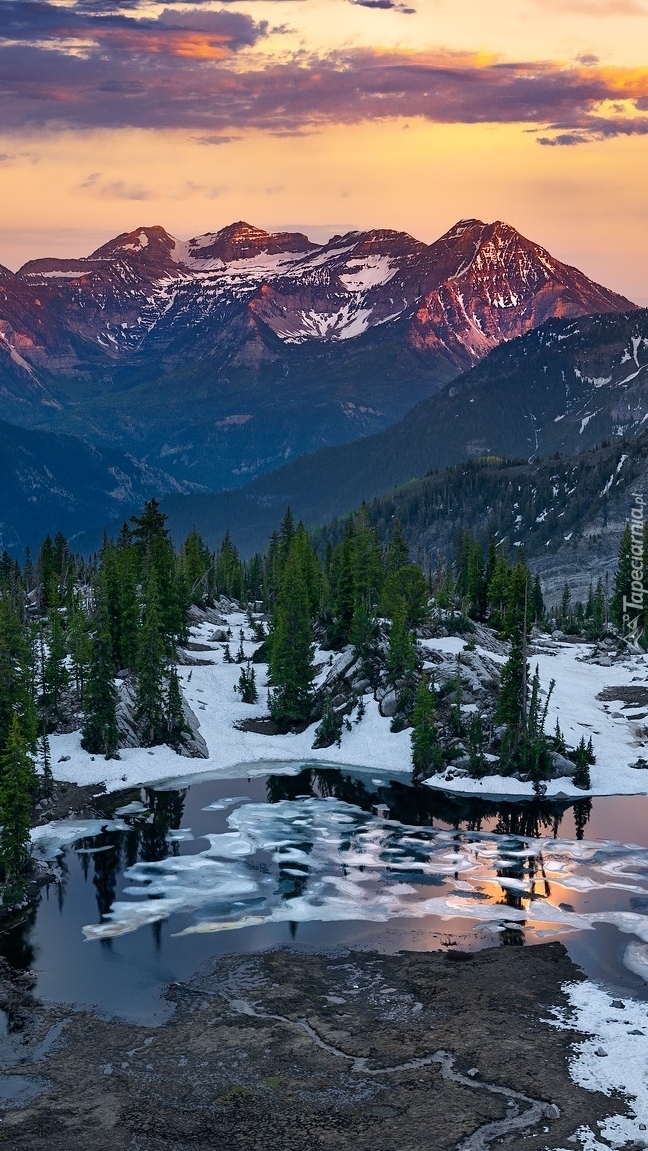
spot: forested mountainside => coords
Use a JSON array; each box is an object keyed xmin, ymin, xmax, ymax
[
  {"xmin": 161, "ymin": 308, "xmax": 648, "ymax": 558},
  {"xmin": 315, "ymin": 436, "xmax": 648, "ymax": 601},
  {"xmin": 0, "ymin": 418, "xmax": 202, "ymax": 554}
]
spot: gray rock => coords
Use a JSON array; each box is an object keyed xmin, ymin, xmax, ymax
[
  {"xmin": 547, "ymin": 753, "xmax": 577, "ymax": 779},
  {"xmin": 380, "ymin": 691, "xmax": 398, "ymax": 718}
]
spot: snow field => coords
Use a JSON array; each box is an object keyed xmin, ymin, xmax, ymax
[
  {"xmin": 552, "ymin": 981, "xmax": 648, "ymax": 1151},
  {"xmin": 48, "ymin": 609, "xmax": 412, "ymax": 794}
]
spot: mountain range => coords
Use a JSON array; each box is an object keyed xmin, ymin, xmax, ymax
[
  {"xmin": 0, "ymin": 217, "xmax": 634, "ymax": 492},
  {"xmin": 0, "ymin": 216, "xmax": 643, "ymax": 557}
]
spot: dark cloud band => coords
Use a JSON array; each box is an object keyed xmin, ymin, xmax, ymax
[{"xmin": 0, "ymin": 3, "xmax": 646, "ymax": 144}]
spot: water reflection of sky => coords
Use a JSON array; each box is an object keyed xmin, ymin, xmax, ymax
[{"xmin": 9, "ymin": 768, "xmax": 648, "ymax": 1021}]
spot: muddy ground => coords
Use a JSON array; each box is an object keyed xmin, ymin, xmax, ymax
[{"xmin": 0, "ymin": 942, "xmax": 630, "ymax": 1151}]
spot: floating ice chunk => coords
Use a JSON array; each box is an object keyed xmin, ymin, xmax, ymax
[
  {"xmin": 167, "ymin": 829, "xmax": 194, "ymax": 842},
  {"xmin": 113, "ymin": 801, "xmax": 148, "ymax": 816},
  {"xmin": 83, "ymin": 897, "xmax": 184, "ymax": 939},
  {"xmin": 75, "ymin": 845, "xmax": 115, "ymax": 855},
  {"xmin": 201, "ymin": 796, "xmax": 249, "ymax": 812},
  {"xmin": 623, "ymin": 941, "xmax": 648, "ymax": 981},
  {"xmin": 30, "ymin": 819, "xmax": 130, "ymax": 862},
  {"xmin": 202, "ymin": 833, "xmax": 254, "ymax": 858}
]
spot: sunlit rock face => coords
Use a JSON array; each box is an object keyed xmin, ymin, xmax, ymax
[{"xmin": 6, "ymin": 218, "xmax": 634, "ymax": 371}]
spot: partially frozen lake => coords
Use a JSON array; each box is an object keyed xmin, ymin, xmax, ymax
[{"xmin": 7, "ymin": 766, "xmax": 648, "ymax": 1022}]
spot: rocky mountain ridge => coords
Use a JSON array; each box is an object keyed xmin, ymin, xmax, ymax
[{"xmin": 5, "ymin": 218, "xmax": 634, "ymax": 375}]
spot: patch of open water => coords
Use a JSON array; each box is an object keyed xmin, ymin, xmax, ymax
[{"xmin": 2, "ymin": 765, "xmax": 648, "ymax": 1023}]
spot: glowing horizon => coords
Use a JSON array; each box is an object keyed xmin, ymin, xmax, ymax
[{"xmin": 1, "ymin": 0, "xmax": 647, "ymax": 301}]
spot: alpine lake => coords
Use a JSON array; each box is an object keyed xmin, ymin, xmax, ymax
[{"xmin": 2, "ymin": 764, "xmax": 648, "ymax": 1024}]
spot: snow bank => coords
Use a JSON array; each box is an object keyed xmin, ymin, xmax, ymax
[
  {"xmin": 47, "ymin": 613, "xmax": 648, "ymax": 801},
  {"xmin": 552, "ymin": 981, "xmax": 648, "ymax": 1150},
  {"xmin": 425, "ymin": 636, "xmax": 648, "ymax": 800},
  {"xmin": 49, "ymin": 609, "xmax": 412, "ymax": 794}
]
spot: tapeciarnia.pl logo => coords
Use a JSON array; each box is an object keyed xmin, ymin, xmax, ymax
[{"xmin": 623, "ymin": 492, "xmax": 645, "ymax": 651}]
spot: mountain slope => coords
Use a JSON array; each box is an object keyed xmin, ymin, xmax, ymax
[
  {"xmin": 159, "ymin": 308, "xmax": 648, "ymax": 554},
  {"xmin": 0, "ymin": 218, "xmax": 635, "ymax": 490},
  {"xmin": 317, "ymin": 438, "xmax": 648, "ymax": 602},
  {"xmin": 0, "ymin": 419, "xmax": 203, "ymax": 553}
]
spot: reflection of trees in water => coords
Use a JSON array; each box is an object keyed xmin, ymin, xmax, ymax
[
  {"xmin": 0, "ymin": 904, "xmax": 37, "ymax": 970},
  {"xmin": 266, "ymin": 772, "xmax": 591, "ymax": 844},
  {"xmin": 573, "ymin": 799, "xmax": 592, "ymax": 841},
  {"xmin": 266, "ymin": 767, "xmax": 373, "ymax": 809},
  {"xmin": 151, "ymin": 919, "xmax": 162, "ymax": 952},
  {"xmin": 139, "ymin": 789, "xmax": 186, "ymax": 862},
  {"xmin": 494, "ymin": 804, "xmax": 563, "ymax": 840},
  {"xmin": 500, "ymin": 926, "xmax": 524, "ymax": 946},
  {"xmin": 92, "ymin": 839, "xmax": 120, "ymax": 948},
  {"xmin": 276, "ymin": 841, "xmax": 313, "ymax": 902}
]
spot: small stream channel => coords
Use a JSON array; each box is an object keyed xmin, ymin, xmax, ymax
[{"xmin": 2, "ymin": 765, "xmax": 648, "ymax": 1023}]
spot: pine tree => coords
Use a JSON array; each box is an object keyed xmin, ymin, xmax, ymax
[
  {"xmin": 312, "ymin": 696, "xmax": 343, "ymax": 748},
  {"xmin": 467, "ymin": 714, "xmax": 487, "ymax": 778},
  {"xmin": 42, "ymin": 595, "xmax": 70, "ymax": 724},
  {"xmin": 181, "ymin": 528, "xmax": 214, "ymax": 604},
  {"xmin": 330, "ymin": 520, "xmax": 356, "ymax": 647},
  {"xmin": 385, "ymin": 519, "xmax": 410, "ymax": 576},
  {"xmin": 0, "ymin": 715, "xmax": 35, "ymax": 892},
  {"xmin": 237, "ymin": 664, "xmax": 258, "ymax": 703},
  {"xmin": 382, "ymin": 565, "xmax": 429, "ymax": 629},
  {"xmin": 0, "ymin": 599, "xmax": 37, "ymax": 754},
  {"xmin": 386, "ymin": 601, "xmax": 416, "ymax": 686},
  {"xmin": 486, "ymin": 550, "xmax": 510, "ymax": 630},
  {"xmin": 559, "ymin": 582, "xmax": 572, "ymax": 631},
  {"xmin": 68, "ymin": 599, "xmax": 92, "ymax": 702},
  {"xmin": 610, "ymin": 523, "xmax": 632, "ymax": 630},
  {"xmin": 572, "ymin": 737, "xmax": 592, "ymax": 790},
  {"xmin": 215, "ymin": 530, "xmax": 244, "ymax": 601}
]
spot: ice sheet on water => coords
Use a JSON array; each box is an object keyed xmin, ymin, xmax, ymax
[
  {"xmin": 113, "ymin": 801, "xmax": 148, "ymax": 816},
  {"xmin": 79, "ymin": 797, "xmax": 648, "ymax": 956},
  {"xmin": 31, "ymin": 819, "xmax": 130, "ymax": 862}
]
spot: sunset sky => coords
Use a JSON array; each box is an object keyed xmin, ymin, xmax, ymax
[{"xmin": 1, "ymin": 0, "xmax": 647, "ymax": 301}]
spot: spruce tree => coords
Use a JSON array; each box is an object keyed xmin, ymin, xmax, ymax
[
  {"xmin": 386, "ymin": 601, "xmax": 416, "ymax": 686},
  {"xmin": 0, "ymin": 599, "xmax": 37, "ymax": 753},
  {"xmin": 0, "ymin": 715, "xmax": 35, "ymax": 892},
  {"xmin": 39, "ymin": 727, "xmax": 54, "ymax": 799},
  {"xmin": 312, "ymin": 696, "xmax": 343, "ymax": 748},
  {"xmin": 42, "ymin": 596, "xmax": 70, "ymax": 724},
  {"xmin": 268, "ymin": 541, "xmax": 315, "ymax": 730},
  {"xmin": 68, "ymin": 599, "xmax": 92, "ymax": 702},
  {"xmin": 135, "ymin": 576, "xmax": 168, "ymax": 746},
  {"xmin": 411, "ymin": 675, "xmax": 443, "ymax": 780},
  {"xmin": 330, "ymin": 521, "xmax": 356, "ymax": 647},
  {"xmin": 237, "ymin": 664, "xmax": 258, "ymax": 704},
  {"xmin": 81, "ymin": 582, "xmax": 120, "ymax": 759},
  {"xmin": 215, "ymin": 531, "xmax": 244, "ymax": 601},
  {"xmin": 165, "ymin": 667, "xmax": 188, "ymax": 745},
  {"xmin": 572, "ymin": 737, "xmax": 592, "ymax": 790},
  {"xmin": 382, "ymin": 565, "xmax": 429, "ymax": 629},
  {"xmin": 385, "ymin": 519, "xmax": 410, "ymax": 576}
]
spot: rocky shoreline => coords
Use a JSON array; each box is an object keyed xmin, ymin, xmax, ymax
[{"xmin": 0, "ymin": 943, "xmax": 627, "ymax": 1151}]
